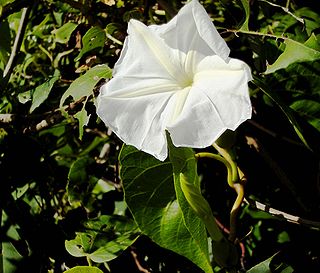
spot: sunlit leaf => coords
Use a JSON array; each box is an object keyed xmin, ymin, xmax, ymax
[
  {"xmin": 29, "ymin": 70, "xmax": 60, "ymax": 113},
  {"xmin": 75, "ymin": 26, "xmax": 106, "ymax": 61},
  {"xmin": 65, "ymin": 215, "xmax": 139, "ymax": 263},
  {"xmin": 239, "ymin": 0, "xmax": 250, "ymax": 31},
  {"xmin": 64, "ymin": 266, "xmax": 103, "ymax": 273},
  {"xmin": 52, "ymin": 22, "xmax": 78, "ymax": 44},
  {"xmin": 74, "ymin": 104, "xmax": 90, "ymax": 139},
  {"xmin": 265, "ymin": 35, "xmax": 320, "ymax": 74},
  {"xmin": 60, "ymin": 64, "xmax": 112, "ymax": 108},
  {"xmin": 119, "ymin": 144, "xmax": 214, "ymax": 273}
]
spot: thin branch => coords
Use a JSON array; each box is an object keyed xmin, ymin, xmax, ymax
[
  {"xmin": 259, "ymin": 0, "xmax": 304, "ymax": 24},
  {"xmin": 220, "ymin": 28, "xmax": 287, "ymax": 41},
  {"xmin": 2, "ymin": 7, "xmax": 31, "ymax": 90},
  {"xmin": 130, "ymin": 250, "xmax": 150, "ymax": 273},
  {"xmin": 0, "ymin": 96, "xmax": 86, "ymax": 133},
  {"xmin": 244, "ymin": 198, "xmax": 320, "ymax": 230}
]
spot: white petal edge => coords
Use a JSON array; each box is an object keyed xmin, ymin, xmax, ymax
[{"xmin": 149, "ymin": 0, "xmax": 230, "ymax": 60}]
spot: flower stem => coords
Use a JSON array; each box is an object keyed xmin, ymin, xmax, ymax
[
  {"xmin": 198, "ymin": 145, "xmax": 245, "ymax": 243},
  {"xmin": 86, "ymin": 256, "xmax": 92, "ymax": 266},
  {"xmin": 195, "ymin": 152, "xmax": 233, "ymax": 187}
]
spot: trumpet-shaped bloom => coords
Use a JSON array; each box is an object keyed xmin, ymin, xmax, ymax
[{"xmin": 97, "ymin": 0, "xmax": 252, "ymax": 161}]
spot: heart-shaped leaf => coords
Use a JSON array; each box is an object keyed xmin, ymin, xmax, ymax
[{"xmin": 119, "ymin": 144, "xmax": 213, "ymax": 273}]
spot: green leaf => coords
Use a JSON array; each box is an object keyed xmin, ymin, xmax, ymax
[
  {"xmin": 167, "ymin": 138, "xmax": 236, "ymax": 268},
  {"xmin": 265, "ymin": 35, "xmax": 320, "ymax": 74},
  {"xmin": 253, "ymin": 76, "xmax": 311, "ymax": 150},
  {"xmin": 65, "ymin": 215, "xmax": 139, "ymax": 263},
  {"xmin": 29, "ymin": 70, "xmax": 60, "ymax": 113},
  {"xmin": 290, "ymin": 99, "xmax": 320, "ymax": 132},
  {"xmin": 67, "ymin": 156, "xmax": 97, "ymax": 205},
  {"xmin": 247, "ymin": 255, "xmax": 273, "ymax": 273},
  {"xmin": 59, "ymin": 64, "xmax": 111, "ymax": 139},
  {"xmin": 75, "ymin": 26, "xmax": 106, "ymax": 62},
  {"xmin": 0, "ymin": 20, "xmax": 11, "ymax": 66},
  {"xmin": 239, "ymin": 0, "xmax": 250, "ymax": 31},
  {"xmin": 119, "ymin": 145, "xmax": 214, "ymax": 273},
  {"xmin": 74, "ymin": 104, "xmax": 90, "ymax": 140},
  {"xmin": 65, "ymin": 233, "xmax": 91, "ymax": 257},
  {"xmin": 64, "ymin": 266, "xmax": 103, "ymax": 273},
  {"xmin": 60, "ymin": 64, "xmax": 112, "ymax": 108},
  {"xmin": 52, "ymin": 22, "xmax": 78, "ymax": 44}
]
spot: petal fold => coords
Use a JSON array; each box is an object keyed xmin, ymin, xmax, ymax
[
  {"xmin": 97, "ymin": 92, "xmax": 175, "ymax": 161},
  {"xmin": 167, "ymin": 55, "xmax": 252, "ymax": 148},
  {"xmin": 149, "ymin": 0, "xmax": 230, "ymax": 61}
]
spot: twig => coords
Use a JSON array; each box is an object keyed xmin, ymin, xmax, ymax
[
  {"xmin": 196, "ymin": 148, "xmax": 245, "ymax": 243},
  {"xmin": 130, "ymin": 249, "xmax": 150, "ymax": 273},
  {"xmin": 3, "ymin": 7, "xmax": 30, "ymax": 78},
  {"xmin": 259, "ymin": 0, "xmax": 304, "ymax": 24},
  {"xmin": 215, "ymin": 217, "xmax": 246, "ymax": 271},
  {"xmin": 0, "ymin": 96, "xmax": 86, "ymax": 133},
  {"xmin": 244, "ymin": 198, "xmax": 320, "ymax": 230},
  {"xmin": 220, "ymin": 28, "xmax": 287, "ymax": 41}
]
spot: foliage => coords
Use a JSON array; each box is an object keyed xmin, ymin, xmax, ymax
[{"xmin": 0, "ymin": 0, "xmax": 319, "ymax": 273}]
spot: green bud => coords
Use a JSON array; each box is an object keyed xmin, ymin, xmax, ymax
[{"xmin": 179, "ymin": 173, "xmax": 212, "ymax": 218}]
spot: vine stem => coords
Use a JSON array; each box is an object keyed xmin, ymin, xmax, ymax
[
  {"xmin": 197, "ymin": 144, "xmax": 245, "ymax": 243},
  {"xmin": 220, "ymin": 28, "xmax": 288, "ymax": 41},
  {"xmin": 195, "ymin": 152, "xmax": 233, "ymax": 187}
]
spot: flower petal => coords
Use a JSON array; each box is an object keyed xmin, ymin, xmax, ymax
[
  {"xmin": 97, "ymin": 92, "xmax": 176, "ymax": 161},
  {"xmin": 97, "ymin": 18, "xmax": 193, "ymax": 160},
  {"xmin": 149, "ymin": 0, "xmax": 230, "ymax": 61},
  {"xmin": 111, "ymin": 19, "xmax": 187, "ymax": 89},
  {"xmin": 167, "ymin": 55, "xmax": 252, "ymax": 148}
]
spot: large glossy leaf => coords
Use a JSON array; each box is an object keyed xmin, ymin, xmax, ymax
[
  {"xmin": 119, "ymin": 145, "xmax": 214, "ymax": 273},
  {"xmin": 265, "ymin": 34, "xmax": 320, "ymax": 74},
  {"xmin": 167, "ymin": 139, "xmax": 237, "ymax": 268}
]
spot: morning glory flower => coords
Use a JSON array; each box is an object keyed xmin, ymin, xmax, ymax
[{"xmin": 97, "ymin": 0, "xmax": 252, "ymax": 161}]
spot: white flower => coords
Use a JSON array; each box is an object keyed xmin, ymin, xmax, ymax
[{"xmin": 97, "ymin": 0, "xmax": 252, "ymax": 161}]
